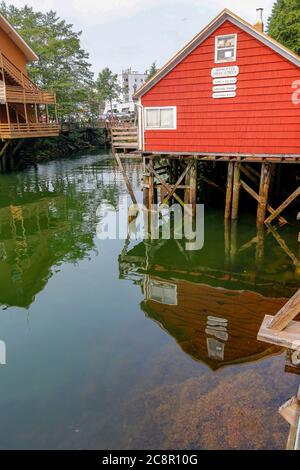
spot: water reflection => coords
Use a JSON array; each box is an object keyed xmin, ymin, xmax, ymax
[
  {"xmin": 0, "ymin": 155, "xmax": 299, "ymax": 449},
  {"xmin": 119, "ymin": 214, "xmax": 300, "ymax": 370}
]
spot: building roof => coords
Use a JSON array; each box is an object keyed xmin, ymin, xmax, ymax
[
  {"xmin": 0, "ymin": 13, "xmax": 38, "ymax": 62},
  {"xmin": 133, "ymin": 8, "xmax": 300, "ymax": 100}
]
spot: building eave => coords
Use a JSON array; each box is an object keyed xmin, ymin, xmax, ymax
[
  {"xmin": 133, "ymin": 8, "xmax": 300, "ymax": 100},
  {"xmin": 0, "ymin": 13, "xmax": 39, "ymax": 62}
]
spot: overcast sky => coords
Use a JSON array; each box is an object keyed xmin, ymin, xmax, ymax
[{"xmin": 11, "ymin": 0, "xmax": 275, "ymax": 76}]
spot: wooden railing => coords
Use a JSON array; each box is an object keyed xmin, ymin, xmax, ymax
[
  {"xmin": 111, "ymin": 126, "xmax": 138, "ymax": 151},
  {"xmin": 1, "ymin": 53, "xmax": 39, "ymax": 91},
  {"xmin": 4, "ymin": 85, "xmax": 56, "ymax": 104},
  {"xmin": 0, "ymin": 122, "xmax": 59, "ymax": 139}
]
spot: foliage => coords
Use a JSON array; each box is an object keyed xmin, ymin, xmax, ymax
[
  {"xmin": 95, "ymin": 68, "xmax": 122, "ymax": 113},
  {"xmin": 268, "ymin": 0, "xmax": 300, "ymax": 54},
  {"xmin": 145, "ymin": 62, "xmax": 158, "ymax": 80},
  {"xmin": 0, "ymin": 2, "xmax": 94, "ymax": 120}
]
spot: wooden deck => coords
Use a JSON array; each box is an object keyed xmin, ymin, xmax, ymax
[{"xmin": 0, "ymin": 123, "xmax": 59, "ymax": 139}]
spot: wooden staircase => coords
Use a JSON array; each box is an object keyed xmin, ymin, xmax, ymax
[{"xmin": 111, "ymin": 126, "xmax": 139, "ymax": 154}]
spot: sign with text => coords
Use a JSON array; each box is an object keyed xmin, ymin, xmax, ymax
[
  {"xmin": 213, "ymin": 77, "xmax": 237, "ymax": 85},
  {"xmin": 211, "ymin": 66, "xmax": 239, "ymax": 78},
  {"xmin": 212, "ymin": 91, "xmax": 237, "ymax": 99},
  {"xmin": 213, "ymin": 85, "xmax": 237, "ymax": 93}
]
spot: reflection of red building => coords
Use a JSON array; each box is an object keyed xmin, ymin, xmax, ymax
[{"xmin": 142, "ymin": 276, "xmax": 286, "ymax": 370}]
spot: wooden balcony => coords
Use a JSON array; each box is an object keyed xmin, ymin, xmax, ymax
[
  {"xmin": 0, "ymin": 122, "xmax": 59, "ymax": 139},
  {"xmin": 4, "ymin": 85, "xmax": 56, "ymax": 105}
]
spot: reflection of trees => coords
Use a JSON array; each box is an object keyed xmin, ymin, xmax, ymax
[{"xmin": 0, "ymin": 160, "xmax": 120, "ymax": 308}]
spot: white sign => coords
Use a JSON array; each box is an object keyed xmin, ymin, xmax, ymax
[
  {"xmin": 213, "ymin": 85, "xmax": 237, "ymax": 93},
  {"xmin": 211, "ymin": 66, "xmax": 239, "ymax": 78},
  {"xmin": 213, "ymin": 77, "xmax": 237, "ymax": 85},
  {"xmin": 213, "ymin": 91, "xmax": 237, "ymax": 99}
]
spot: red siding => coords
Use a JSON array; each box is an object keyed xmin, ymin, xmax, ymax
[{"xmin": 141, "ymin": 21, "xmax": 300, "ymax": 155}]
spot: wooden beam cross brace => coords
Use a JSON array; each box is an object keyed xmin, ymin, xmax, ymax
[
  {"xmin": 265, "ymin": 186, "xmax": 300, "ymax": 225},
  {"xmin": 240, "ymin": 179, "xmax": 287, "ymax": 225}
]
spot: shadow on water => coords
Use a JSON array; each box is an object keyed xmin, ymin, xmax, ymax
[{"xmin": 0, "ymin": 153, "xmax": 299, "ymax": 449}]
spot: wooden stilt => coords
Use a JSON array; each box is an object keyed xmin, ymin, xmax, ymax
[
  {"xmin": 225, "ymin": 162, "xmax": 234, "ymax": 220},
  {"xmin": 224, "ymin": 220, "xmax": 231, "ymax": 270},
  {"xmin": 148, "ymin": 159, "xmax": 155, "ymax": 209},
  {"xmin": 231, "ymin": 163, "xmax": 241, "ymax": 220},
  {"xmin": 185, "ymin": 161, "xmax": 197, "ymax": 217},
  {"xmin": 257, "ymin": 163, "xmax": 272, "ymax": 226}
]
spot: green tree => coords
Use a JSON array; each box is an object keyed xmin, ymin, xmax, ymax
[
  {"xmin": 0, "ymin": 2, "xmax": 94, "ymax": 121},
  {"xmin": 145, "ymin": 62, "xmax": 158, "ymax": 81},
  {"xmin": 268, "ymin": 0, "xmax": 300, "ymax": 54},
  {"xmin": 96, "ymin": 68, "xmax": 121, "ymax": 115}
]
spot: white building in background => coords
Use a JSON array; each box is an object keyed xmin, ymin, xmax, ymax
[{"xmin": 104, "ymin": 68, "xmax": 148, "ymax": 115}]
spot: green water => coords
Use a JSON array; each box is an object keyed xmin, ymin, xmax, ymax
[{"xmin": 0, "ymin": 152, "xmax": 299, "ymax": 450}]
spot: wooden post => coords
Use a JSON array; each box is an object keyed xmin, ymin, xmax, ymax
[
  {"xmin": 231, "ymin": 163, "xmax": 240, "ymax": 220},
  {"xmin": 148, "ymin": 158, "xmax": 155, "ymax": 209},
  {"xmin": 225, "ymin": 162, "xmax": 234, "ymax": 220},
  {"xmin": 190, "ymin": 161, "xmax": 197, "ymax": 217},
  {"xmin": 257, "ymin": 163, "xmax": 272, "ymax": 226},
  {"xmin": 224, "ymin": 220, "xmax": 231, "ymax": 270}
]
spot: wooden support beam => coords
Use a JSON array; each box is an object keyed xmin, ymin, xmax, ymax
[
  {"xmin": 240, "ymin": 180, "xmax": 287, "ymax": 225},
  {"xmin": 114, "ymin": 152, "xmax": 137, "ymax": 205},
  {"xmin": 225, "ymin": 162, "xmax": 234, "ymax": 220},
  {"xmin": 146, "ymin": 162, "xmax": 187, "ymax": 209},
  {"xmin": 268, "ymin": 225, "xmax": 300, "ymax": 268},
  {"xmin": 189, "ymin": 162, "xmax": 197, "ymax": 217},
  {"xmin": 265, "ymin": 186, "xmax": 300, "ymax": 225},
  {"xmin": 240, "ymin": 164, "xmax": 259, "ymax": 186},
  {"xmin": 231, "ymin": 163, "xmax": 240, "ymax": 220},
  {"xmin": 258, "ymin": 315, "xmax": 300, "ymax": 351},
  {"xmin": 257, "ymin": 163, "xmax": 272, "ymax": 226},
  {"xmin": 268, "ymin": 289, "xmax": 300, "ymax": 332}
]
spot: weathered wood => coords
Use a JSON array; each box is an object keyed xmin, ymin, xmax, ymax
[
  {"xmin": 240, "ymin": 164, "xmax": 259, "ymax": 186},
  {"xmin": 279, "ymin": 396, "xmax": 300, "ymax": 427},
  {"xmin": 268, "ymin": 289, "xmax": 300, "ymax": 332},
  {"xmin": 146, "ymin": 163, "xmax": 185, "ymax": 208},
  {"xmin": 189, "ymin": 162, "xmax": 197, "ymax": 217},
  {"xmin": 258, "ymin": 315, "xmax": 300, "ymax": 351},
  {"xmin": 114, "ymin": 152, "xmax": 137, "ymax": 205},
  {"xmin": 257, "ymin": 163, "xmax": 272, "ymax": 226},
  {"xmin": 225, "ymin": 162, "xmax": 234, "ymax": 220},
  {"xmin": 265, "ymin": 186, "xmax": 300, "ymax": 225},
  {"xmin": 268, "ymin": 225, "xmax": 300, "ymax": 268},
  {"xmin": 240, "ymin": 179, "xmax": 287, "ymax": 225},
  {"xmin": 231, "ymin": 163, "xmax": 240, "ymax": 220}
]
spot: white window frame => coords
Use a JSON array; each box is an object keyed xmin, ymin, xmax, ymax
[
  {"xmin": 215, "ymin": 34, "xmax": 237, "ymax": 64},
  {"xmin": 144, "ymin": 106, "xmax": 177, "ymax": 130}
]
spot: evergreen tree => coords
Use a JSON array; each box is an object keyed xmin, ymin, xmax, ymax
[
  {"xmin": 0, "ymin": 2, "xmax": 94, "ymax": 120},
  {"xmin": 96, "ymin": 68, "xmax": 121, "ymax": 115},
  {"xmin": 268, "ymin": 0, "xmax": 300, "ymax": 54},
  {"xmin": 146, "ymin": 62, "xmax": 158, "ymax": 80}
]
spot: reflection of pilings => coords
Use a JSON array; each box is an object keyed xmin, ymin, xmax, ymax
[
  {"xmin": 224, "ymin": 220, "xmax": 231, "ymax": 270},
  {"xmin": 230, "ymin": 220, "xmax": 238, "ymax": 266},
  {"xmin": 256, "ymin": 223, "xmax": 265, "ymax": 271}
]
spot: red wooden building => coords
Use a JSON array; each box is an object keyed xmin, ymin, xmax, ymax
[
  {"xmin": 132, "ymin": 9, "xmax": 300, "ymax": 224},
  {"xmin": 134, "ymin": 8, "xmax": 300, "ymax": 156}
]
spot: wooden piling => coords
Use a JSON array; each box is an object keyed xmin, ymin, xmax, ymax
[
  {"xmin": 185, "ymin": 161, "xmax": 197, "ymax": 216},
  {"xmin": 231, "ymin": 163, "xmax": 241, "ymax": 220},
  {"xmin": 148, "ymin": 159, "xmax": 155, "ymax": 209},
  {"xmin": 225, "ymin": 162, "xmax": 234, "ymax": 220},
  {"xmin": 257, "ymin": 163, "xmax": 272, "ymax": 226}
]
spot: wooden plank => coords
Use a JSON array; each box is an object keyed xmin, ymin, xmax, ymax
[
  {"xmin": 258, "ymin": 315, "xmax": 300, "ymax": 351},
  {"xmin": 231, "ymin": 163, "xmax": 240, "ymax": 220},
  {"xmin": 114, "ymin": 152, "xmax": 137, "ymax": 205},
  {"xmin": 265, "ymin": 186, "xmax": 300, "ymax": 225},
  {"xmin": 268, "ymin": 289, "xmax": 300, "ymax": 331},
  {"xmin": 225, "ymin": 162, "xmax": 234, "ymax": 220},
  {"xmin": 279, "ymin": 396, "xmax": 300, "ymax": 427},
  {"xmin": 240, "ymin": 180, "xmax": 287, "ymax": 225}
]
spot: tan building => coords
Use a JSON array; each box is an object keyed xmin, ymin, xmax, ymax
[{"xmin": 0, "ymin": 14, "xmax": 59, "ymax": 139}]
